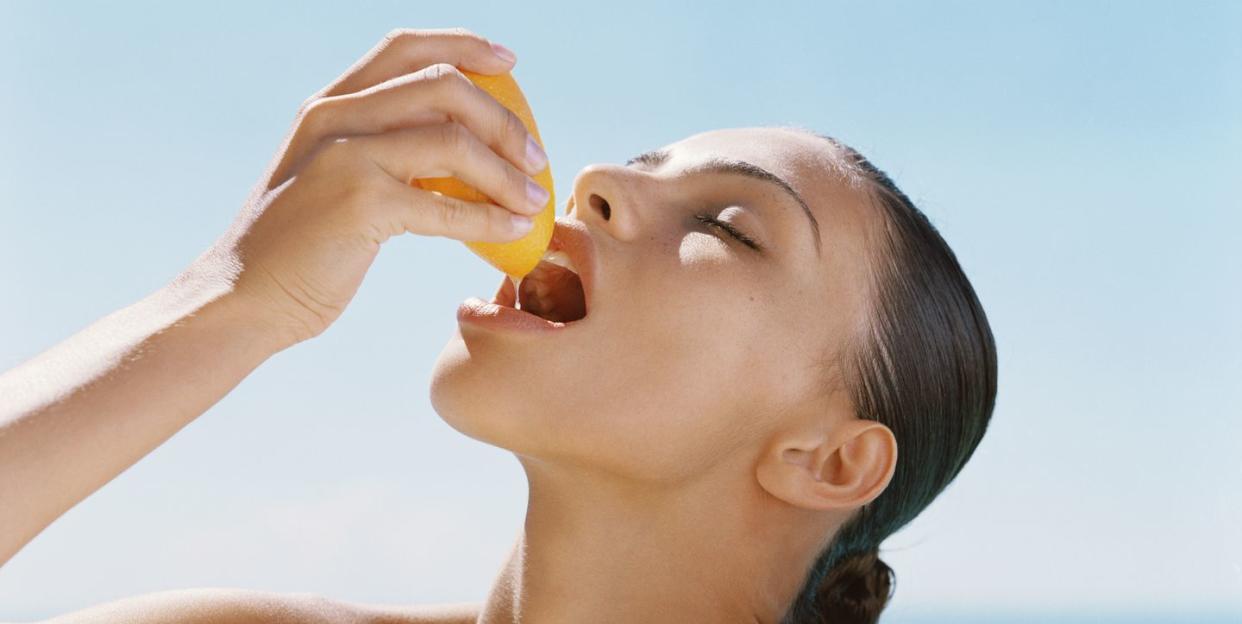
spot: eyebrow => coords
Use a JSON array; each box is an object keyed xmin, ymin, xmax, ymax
[{"xmin": 625, "ymin": 148, "xmax": 822, "ymax": 257}]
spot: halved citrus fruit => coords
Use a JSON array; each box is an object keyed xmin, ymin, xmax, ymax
[{"xmin": 411, "ymin": 70, "xmax": 555, "ymax": 281}]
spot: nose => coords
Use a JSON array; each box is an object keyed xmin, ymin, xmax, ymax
[{"xmin": 566, "ymin": 163, "xmax": 645, "ymax": 242}]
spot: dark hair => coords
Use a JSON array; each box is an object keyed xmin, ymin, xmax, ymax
[{"xmin": 777, "ymin": 128, "xmax": 998, "ymax": 624}]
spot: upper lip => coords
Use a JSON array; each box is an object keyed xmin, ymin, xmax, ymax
[{"xmin": 545, "ymin": 218, "xmax": 596, "ymax": 315}]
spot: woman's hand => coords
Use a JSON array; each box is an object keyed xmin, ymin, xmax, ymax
[{"xmin": 209, "ymin": 27, "xmax": 550, "ymax": 348}]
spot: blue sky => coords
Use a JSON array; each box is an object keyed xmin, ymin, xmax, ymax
[{"xmin": 1, "ymin": 0, "xmax": 1239, "ymax": 620}]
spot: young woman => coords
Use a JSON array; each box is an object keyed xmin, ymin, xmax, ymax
[{"xmin": 0, "ymin": 27, "xmax": 997, "ymax": 624}]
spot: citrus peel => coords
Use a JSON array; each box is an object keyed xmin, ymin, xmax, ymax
[{"xmin": 411, "ymin": 70, "xmax": 555, "ymax": 281}]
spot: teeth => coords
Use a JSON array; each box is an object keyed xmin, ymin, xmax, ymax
[{"xmin": 541, "ymin": 249, "xmax": 579, "ymax": 275}]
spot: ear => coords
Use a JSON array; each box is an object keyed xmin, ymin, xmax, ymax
[{"xmin": 755, "ymin": 418, "xmax": 898, "ymax": 512}]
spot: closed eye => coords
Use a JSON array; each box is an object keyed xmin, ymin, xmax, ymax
[{"xmin": 694, "ymin": 214, "xmax": 762, "ymax": 252}]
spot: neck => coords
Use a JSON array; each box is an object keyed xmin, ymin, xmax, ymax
[{"xmin": 475, "ymin": 453, "xmax": 830, "ymax": 624}]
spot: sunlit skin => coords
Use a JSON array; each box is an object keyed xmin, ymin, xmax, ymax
[
  {"xmin": 431, "ymin": 127, "xmax": 899, "ymax": 623},
  {"xmin": 0, "ymin": 26, "xmax": 899, "ymax": 622}
]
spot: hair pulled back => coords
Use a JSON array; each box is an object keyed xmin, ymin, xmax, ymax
[{"xmin": 778, "ymin": 129, "xmax": 998, "ymax": 624}]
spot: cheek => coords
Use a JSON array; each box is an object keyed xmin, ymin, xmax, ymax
[{"xmin": 557, "ymin": 267, "xmax": 789, "ymax": 479}]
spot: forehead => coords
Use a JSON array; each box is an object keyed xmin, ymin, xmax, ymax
[{"xmin": 674, "ymin": 127, "xmax": 838, "ymax": 180}]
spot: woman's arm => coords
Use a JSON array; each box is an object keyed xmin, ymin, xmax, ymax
[
  {"xmin": 0, "ymin": 26, "xmax": 547, "ymax": 568},
  {"xmin": 41, "ymin": 588, "xmax": 362, "ymax": 624},
  {"xmin": 40, "ymin": 587, "xmax": 481, "ymax": 624},
  {"xmin": 0, "ymin": 268, "xmax": 281, "ymax": 567}
]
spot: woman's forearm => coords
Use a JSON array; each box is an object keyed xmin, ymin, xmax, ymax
[{"xmin": 0, "ymin": 265, "xmax": 284, "ymax": 566}]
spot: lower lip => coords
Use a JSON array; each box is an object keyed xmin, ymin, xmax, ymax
[
  {"xmin": 457, "ymin": 297, "xmax": 578, "ymax": 333},
  {"xmin": 456, "ymin": 276, "xmax": 584, "ymax": 334}
]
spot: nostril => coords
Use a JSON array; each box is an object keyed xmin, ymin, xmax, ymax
[{"xmin": 589, "ymin": 193, "xmax": 611, "ymax": 220}]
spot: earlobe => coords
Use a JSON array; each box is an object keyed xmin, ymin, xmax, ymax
[{"xmin": 755, "ymin": 420, "xmax": 897, "ymax": 512}]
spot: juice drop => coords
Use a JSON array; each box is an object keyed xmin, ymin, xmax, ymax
[{"xmin": 510, "ymin": 275, "xmax": 523, "ymax": 310}]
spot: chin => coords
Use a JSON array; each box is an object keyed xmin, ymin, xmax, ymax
[
  {"xmin": 428, "ymin": 323, "xmax": 705, "ymax": 482},
  {"xmin": 428, "ymin": 329, "xmax": 552, "ymax": 456}
]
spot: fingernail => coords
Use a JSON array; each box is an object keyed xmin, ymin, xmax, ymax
[
  {"xmin": 511, "ymin": 215, "xmax": 534, "ymax": 234},
  {"xmin": 490, "ymin": 41, "xmax": 516, "ymax": 64},
  {"xmin": 525, "ymin": 135, "xmax": 548, "ymax": 172},
  {"xmin": 526, "ymin": 178, "xmax": 550, "ymax": 212}
]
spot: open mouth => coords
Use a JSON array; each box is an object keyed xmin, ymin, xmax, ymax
[{"xmin": 493, "ymin": 250, "xmax": 587, "ymax": 324}]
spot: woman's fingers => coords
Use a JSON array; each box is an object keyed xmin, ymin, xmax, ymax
[
  {"xmin": 388, "ymin": 180, "xmax": 535, "ymax": 244},
  {"xmin": 319, "ymin": 27, "xmax": 515, "ymax": 99},
  {"xmin": 316, "ymin": 123, "xmax": 544, "ymax": 242},
  {"xmin": 264, "ymin": 27, "xmax": 522, "ymax": 189},
  {"xmin": 379, "ymin": 120, "xmax": 545, "ymax": 221},
  {"xmin": 270, "ymin": 63, "xmax": 546, "ymax": 192}
]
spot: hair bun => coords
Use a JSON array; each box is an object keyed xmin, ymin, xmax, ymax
[{"xmin": 812, "ymin": 547, "xmax": 895, "ymax": 624}]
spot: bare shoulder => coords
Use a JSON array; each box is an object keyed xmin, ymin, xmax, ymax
[
  {"xmin": 40, "ymin": 587, "xmax": 480, "ymax": 624},
  {"xmin": 346, "ymin": 598, "xmax": 480, "ymax": 624}
]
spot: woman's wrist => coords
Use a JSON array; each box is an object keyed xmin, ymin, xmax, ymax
[
  {"xmin": 189, "ymin": 285, "xmax": 300, "ymax": 363},
  {"xmin": 158, "ymin": 254, "xmax": 301, "ymax": 361}
]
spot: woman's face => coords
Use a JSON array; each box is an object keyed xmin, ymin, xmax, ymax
[{"xmin": 430, "ymin": 127, "xmax": 880, "ymax": 483}]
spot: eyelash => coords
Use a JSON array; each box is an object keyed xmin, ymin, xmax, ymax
[{"xmin": 693, "ymin": 214, "xmax": 762, "ymax": 251}]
